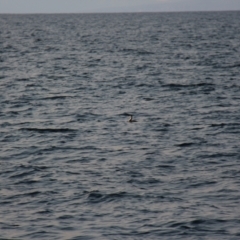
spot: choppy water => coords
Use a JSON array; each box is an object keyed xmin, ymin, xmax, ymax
[{"xmin": 1, "ymin": 11, "xmax": 240, "ymax": 239}]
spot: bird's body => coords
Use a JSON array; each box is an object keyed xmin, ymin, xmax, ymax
[{"xmin": 129, "ymin": 115, "xmax": 137, "ymax": 122}]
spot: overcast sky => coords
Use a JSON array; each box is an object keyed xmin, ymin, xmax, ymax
[{"xmin": 0, "ymin": 0, "xmax": 240, "ymax": 14}]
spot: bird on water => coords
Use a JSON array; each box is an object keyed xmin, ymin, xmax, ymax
[{"xmin": 129, "ymin": 115, "xmax": 137, "ymax": 122}]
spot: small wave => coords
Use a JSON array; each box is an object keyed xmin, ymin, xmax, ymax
[
  {"xmin": 156, "ymin": 164, "xmax": 175, "ymax": 169},
  {"xmin": 43, "ymin": 96, "xmax": 71, "ymax": 100},
  {"xmin": 191, "ymin": 218, "xmax": 229, "ymax": 226},
  {"xmin": 25, "ymin": 191, "xmax": 42, "ymax": 197},
  {"xmin": 120, "ymin": 48, "xmax": 154, "ymax": 55},
  {"xmin": 136, "ymin": 83, "xmax": 154, "ymax": 88},
  {"xmin": 175, "ymin": 142, "xmax": 195, "ymax": 147},
  {"xmin": 143, "ymin": 97, "xmax": 154, "ymax": 101},
  {"xmin": 198, "ymin": 152, "xmax": 237, "ymax": 159},
  {"xmin": 221, "ymin": 63, "xmax": 240, "ymax": 69},
  {"xmin": 37, "ymin": 209, "xmax": 52, "ymax": 214},
  {"xmin": 127, "ymin": 177, "xmax": 161, "ymax": 185},
  {"xmin": 137, "ymin": 50, "xmax": 154, "ymax": 55},
  {"xmin": 211, "ymin": 122, "xmax": 240, "ymax": 128},
  {"xmin": 57, "ymin": 215, "xmax": 74, "ymax": 220},
  {"xmin": 34, "ymin": 37, "xmax": 42, "ymax": 41},
  {"xmin": 86, "ymin": 190, "xmax": 130, "ymax": 204},
  {"xmin": 17, "ymin": 179, "xmax": 39, "ymax": 185},
  {"xmin": 16, "ymin": 78, "xmax": 29, "ymax": 82},
  {"xmin": 209, "ymin": 123, "xmax": 226, "ymax": 128},
  {"xmin": 9, "ymin": 170, "xmax": 35, "ymax": 179},
  {"xmin": 189, "ymin": 180, "xmax": 217, "ymax": 188},
  {"xmin": 162, "ymin": 82, "xmax": 215, "ymax": 90},
  {"xmin": 20, "ymin": 128, "xmax": 76, "ymax": 133}
]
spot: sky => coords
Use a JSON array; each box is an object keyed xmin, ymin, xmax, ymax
[{"xmin": 0, "ymin": 0, "xmax": 240, "ymax": 14}]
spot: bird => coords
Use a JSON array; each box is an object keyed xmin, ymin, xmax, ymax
[{"xmin": 128, "ymin": 115, "xmax": 137, "ymax": 122}]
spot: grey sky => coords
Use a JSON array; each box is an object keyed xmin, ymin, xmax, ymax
[{"xmin": 0, "ymin": 0, "xmax": 240, "ymax": 13}]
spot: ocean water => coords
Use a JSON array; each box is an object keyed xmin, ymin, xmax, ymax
[{"xmin": 1, "ymin": 11, "xmax": 240, "ymax": 239}]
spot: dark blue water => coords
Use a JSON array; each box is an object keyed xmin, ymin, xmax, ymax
[{"xmin": 1, "ymin": 12, "xmax": 240, "ymax": 239}]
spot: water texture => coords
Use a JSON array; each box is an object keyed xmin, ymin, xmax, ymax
[{"xmin": 1, "ymin": 12, "xmax": 240, "ymax": 239}]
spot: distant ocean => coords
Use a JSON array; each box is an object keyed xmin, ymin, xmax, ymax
[{"xmin": 1, "ymin": 11, "xmax": 240, "ymax": 239}]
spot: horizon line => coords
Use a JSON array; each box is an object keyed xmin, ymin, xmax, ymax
[{"xmin": 0, "ymin": 10, "xmax": 240, "ymax": 15}]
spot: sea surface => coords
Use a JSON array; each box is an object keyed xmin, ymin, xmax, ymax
[{"xmin": 1, "ymin": 11, "xmax": 240, "ymax": 239}]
